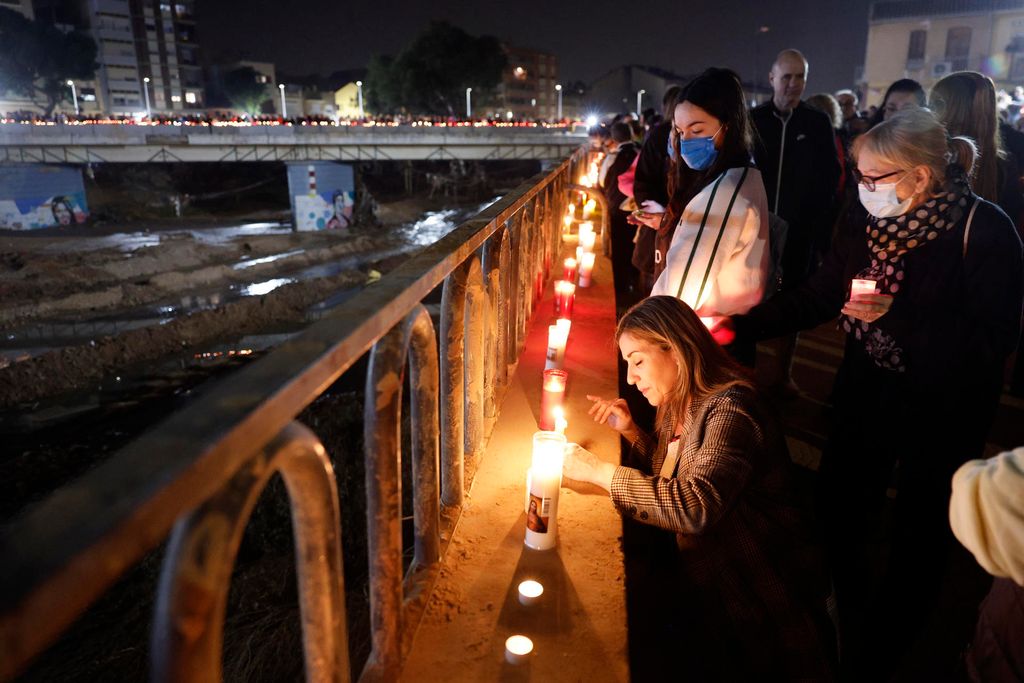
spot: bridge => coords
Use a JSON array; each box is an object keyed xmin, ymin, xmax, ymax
[
  {"xmin": 0, "ymin": 124, "xmax": 587, "ymax": 164},
  {"xmin": 0, "ymin": 151, "xmax": 633, "ymax": 681},
  {"xmin": 2, "ymin": 144, "xmax": 1021, "ymax": 680}
]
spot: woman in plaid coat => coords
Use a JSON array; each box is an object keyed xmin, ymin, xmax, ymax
[{"xmin": 564, "ymin": 296, "xmax": 835, "ymax": 680}]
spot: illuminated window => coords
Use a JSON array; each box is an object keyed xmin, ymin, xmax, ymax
[
  {"xmin": 171, "ymin": 94, "xmax": 182, "ymax": 102},
  {"xmin": 513, "ymin": 66, "xmax": 527, "ymax": 80},
  {"xmin": 185, "ymin": 92, "xmax": 197, "ymax": 104}
]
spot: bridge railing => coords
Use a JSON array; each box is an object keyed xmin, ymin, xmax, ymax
[{"xmin": 0, "ymin": 149, "xmax": 589, "ymax": 682}]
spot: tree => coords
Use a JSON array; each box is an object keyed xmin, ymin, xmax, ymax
[
  {"xmin": 223, "ymin": 67, "xmax": 269, "ymax": 116},
  {"xmin": 366, "ymin": 21, "xmax": 506, "ymax": 116},
  {"xmin": 0, "ymin": 8, "xmax": 97, "ymax": 116}
]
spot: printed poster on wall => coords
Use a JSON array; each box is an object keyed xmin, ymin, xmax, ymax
[
  {"xmin": 286, "ymin": 162, "xmax": 355, "ymax": 232},
  {"xmin": 0, "ymin": 165, "xmax": 89, "ymax": 230}
]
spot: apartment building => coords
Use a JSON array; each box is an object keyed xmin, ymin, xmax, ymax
[
  {"xmin": 495, "ymin": 44, "xmax": 559, "ymax": 120},
  {"xmin": 863, "ymin": 0, "xmax": 1024, "ymax": 105}
]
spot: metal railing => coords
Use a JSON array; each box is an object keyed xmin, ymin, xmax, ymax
[{"xmin": 0, "ymin": 149, "xmax": 588, "ymax": 681}]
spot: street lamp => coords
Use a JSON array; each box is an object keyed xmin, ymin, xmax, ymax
[
  {"xmin": 636, "ymin": 89, "xmax": 646, "ymax": 117},
  {"xmin": 67, "ymin": 79, "xmax": 79, "ymax": 115},
  {"xmin": 466, "ymin": 87, "xmax": 472, "ymax": 120},
  {"xmin": 555, "ymin": 83, "xmax": 562, "ymax": 121},
  {"xmin": 356, "ymin": 80, "xmax": 364, "ymax": 119},
  {"xmin": 278, "ymin": 83, "xmax": 287, "ymax": 118},
  {"xmin": 142, "ymin": 76, "xmax": 151, "ymax": 118}
]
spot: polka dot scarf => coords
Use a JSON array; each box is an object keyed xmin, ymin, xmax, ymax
[{"xmin": 842, "ymin": 179, "xmax": 971, "ymax": 371}]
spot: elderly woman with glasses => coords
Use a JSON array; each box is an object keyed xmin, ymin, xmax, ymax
[{"xmin": 726, "ymin": 107, "xmax": 1024, "ymax": 678}]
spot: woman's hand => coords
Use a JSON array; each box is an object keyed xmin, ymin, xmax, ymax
[
  {"xmin": 627, "ymin": 211, "xmax": 663, "ymax": 230},
  {"xmin": 842, "ymin": 293, "xmax": 894, "ymax": 323},
  {"xmin": 586, "ymin": 394, "xmax": 637, "ymax": 440},
  {"xmin": 563, "ymin": 443, "xmax": 616, "ymax": 492}
]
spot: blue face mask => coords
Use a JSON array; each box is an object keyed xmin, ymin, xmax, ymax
[{"xmin": 675, "ymin": 125, "xmax": 723, "ymax": 170}]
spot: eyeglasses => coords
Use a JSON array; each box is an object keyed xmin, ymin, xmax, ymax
[{"xmin": 854, "ymin": 169, "xmax": 905, "ymax": 191}]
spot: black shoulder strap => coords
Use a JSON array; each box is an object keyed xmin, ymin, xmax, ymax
[
  {"xmin": 675, "ymin": 171, "xmax": 729, "ymax": 299},
  {"xmin": 694, "ymin": 166, "xmax": 750, "ymax": 307}
]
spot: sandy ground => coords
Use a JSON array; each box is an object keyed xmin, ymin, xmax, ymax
[
  {"xmin": 401, "ymin": 249, "xmax": 629, "ymax": 682},
  {"xmin": 0, "ymin": 196, "xmax": 464, "ymax": 408}
]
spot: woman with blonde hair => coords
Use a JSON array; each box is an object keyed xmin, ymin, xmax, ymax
[
  {"xmin": 564, "ymin": 295, "xmax": 836, "ymax": 680},
  {"xmin": 728, "ymin": 107, "xmax": 1024, "ymax": 677},
  {"xmin": 930, "ymin": 70, "xmax": 1024, "ymax": 218}
]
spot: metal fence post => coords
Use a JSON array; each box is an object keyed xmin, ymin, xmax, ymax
[{"xmin": 151, "ymin": 422, "xmax": 349, "ymax": 683}]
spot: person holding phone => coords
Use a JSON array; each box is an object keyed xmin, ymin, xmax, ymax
[
  {"xmin": 632, "ymin": 68, "xmax": 770, "ymax": 365},
  {"xmin": 728, "ymin": 107, "xmax": 1023, "ymax": 677}
]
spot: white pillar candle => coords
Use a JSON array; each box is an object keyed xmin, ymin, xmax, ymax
[
  {"xmin": 525, "ymin": 430, "xmax": 566, "ymax": 550},
  {"xmin": 505, "ymin": 635, "xmax": 534, "ymax": 664},
  {"xmin": 579, "ymin": 229, "xmax": 596, "ymax": 253},
  {"xmin": 553, "ymin": 406, "xmax": 567, "ymax": 435},
  {"xmin": 555, "ymin": 317, "xmax": 571, "ymax": 340},
  {"xmin": 850, "ymin": 278, "xmax": 878, "ymax": 299},
  {"xmin": 517, "ymin": 580, "xmax": 544, "ymax": 606},
  {"xmin": 545, "ymin": 323, "xmax": 568, "ymax": 370},
  {"xmin": 578, "ymin": 251, "xmax": 596, "ymax": 287}
]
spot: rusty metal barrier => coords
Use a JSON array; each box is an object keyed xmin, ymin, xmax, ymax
[
  {"xmin": 0, "ymin": 148, "xmax": 590, "ymax": 681},
  {"xmin": 151, "ymin": 422, "xmax": 349, "ymax": 683}
]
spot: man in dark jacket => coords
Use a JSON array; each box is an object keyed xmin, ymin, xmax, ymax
[
  {"xmin": 751, "ymin": 48, "xmax": 841, "ymax": 394},
  {"xmin": 602, "ymin": 121, "xmax": 639, "ymax": 311}
]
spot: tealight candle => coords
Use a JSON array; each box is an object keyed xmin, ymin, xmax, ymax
[
  {"xmin": 517, "ymin": 580, "xmax": 544, "ymax": 606},
  {"xmin": 850, "ymin": 278, "xmax": 878, "ymax": 299},
  {"xmin": 538, "ymin": 369, "xmax": 567, "ymax": 431},
  {"xmin": 563, "ymin": 257, "xmax": 577, "ymax": 283},
  {"xmin": 562, "ymin": 214, "xmax": 573, "ymax": 232},
  {"xmin": 525, "ymin": 430, "xmax": 566, "ymax": 550},
  {"xmin": 505, "ymin": 635, "xmax": 534, "ymax": 664},
  {"xmin": 576, "ymin": 245, "xmax": 583, "ymax": 263},
  {"xmin": 545, "ymin": 323, "xmax": 568, "ymax": 370},
  {"xmin": 578, "ymin": 251, "xmax": 596, "ymax": 287},
  {"xmin": 583, "ymin": 198, "xmax": 596, "ymax": 218}
]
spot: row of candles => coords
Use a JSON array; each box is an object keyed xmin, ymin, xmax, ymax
[
  {"xmin": 504, "ymin": 197, "xmax": 602, "ymax": 665},
  {"xmin": 578, "ymin": 157, "xmax": 602, "ymax": 188}
]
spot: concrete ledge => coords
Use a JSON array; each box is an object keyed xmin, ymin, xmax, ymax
[{"xmin": 401, "ymin": 248, "xmax": 628, "ymax": 681}]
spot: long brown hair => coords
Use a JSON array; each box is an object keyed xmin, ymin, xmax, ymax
[
  {"xmin": 665, "ymin": 68, "xmax": 755, "ymax": 230},
  {"xmin": 615, "ymin": 296, "xmax": 753, "ymax": 425},
  {"xmin": 929, "ymin": 71, "xmax": 1003, "ymax": 202}
]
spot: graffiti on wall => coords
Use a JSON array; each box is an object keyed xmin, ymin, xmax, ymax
[
  {"xmin": 0, "ymin": 165, "xmax": 89, "ymax": 230},
  {"xmin": 286, "ymin": 162, "xmax": 354, "ymax": 232}
]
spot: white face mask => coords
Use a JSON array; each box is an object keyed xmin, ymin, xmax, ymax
[{"xmin": 858, "ymin": 177, "xmax": 913, "ymax": 218}]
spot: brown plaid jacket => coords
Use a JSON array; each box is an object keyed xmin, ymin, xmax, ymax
[{"xmin": 611, "ymin": 387, "xmax": 836, "ymax": 680}]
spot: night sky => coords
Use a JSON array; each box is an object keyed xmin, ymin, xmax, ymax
[{"xmin": 198, "ymin": 0, "xmax": 873, "ymax": 94}]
